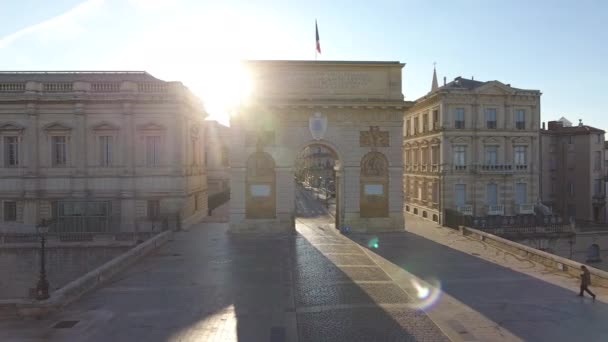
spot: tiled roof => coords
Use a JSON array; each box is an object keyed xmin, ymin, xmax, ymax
[
  {"xmin": 436, "ymin": 76, "xmax": 528, "ymax": 92},
  {"xmin": 0, "ymin": 71, "xmax": 164, "ymax": 83},
  {"xmin": 544, "ymin": 124, "xmax": 605, "ymax": 134}
]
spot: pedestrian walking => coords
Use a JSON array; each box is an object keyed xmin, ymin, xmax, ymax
[{"xmin": 579, "ymin": 265, "xmax": 596, "ymax": 300}]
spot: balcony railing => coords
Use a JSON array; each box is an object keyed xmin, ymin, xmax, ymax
[
  {"xmin": 515, "ymin": 164, "xmax": 528, "ymax": 171},
  {"xmin": 593, "ymin": 194, "xmax": 606, "ymax": 205},
  {"xmin": 487, "ymin": 205, "xmax": 504, "ymax": 216},
  {"xmin": 478, "ymin": 164, "xmax": 512, "ymax": 172},
  {"xmin": 431, "ymin": 164, "xmax": 440, "ymax": 172},
  {"xmin": 457, "ymin": 205, "xmax": 473, "ymax": 216},
  {"xmin": 517, "ymin": 203, "xmax": 535, "ymax": 215},
  {"xmin": 0, "ymin": 83, "xmax": 26, "ymax": 92},
  {"xmin": 453, "ymin": 164, "xmax": 467, "ymax": 172}
]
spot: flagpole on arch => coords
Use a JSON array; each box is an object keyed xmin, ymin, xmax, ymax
[{"xmin": 315, "ymin": 19, "xmax": 321, "ymax": 60}]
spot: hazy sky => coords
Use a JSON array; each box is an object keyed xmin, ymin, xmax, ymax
[{"xmin": 1, "ymin": 0, "xmax": 607, "ymax": 128}]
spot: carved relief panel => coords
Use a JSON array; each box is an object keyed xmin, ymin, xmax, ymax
[
  {"xmin": 360, "ymin": 151, "xmax": 389, "ymax": 218},
  {"xmin": 245, "ymin": 152, "xmax": 276, "ymax": 219}
]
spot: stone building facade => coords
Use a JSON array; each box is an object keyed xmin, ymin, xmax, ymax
[
  {"xmin": 540, "ymin": 119, "xmax": 606, "ymax": 222},
  {"xmin": 404, "ymin": 75, "xmax": 542, "ymax": 223},
  {"xmin": 0, "ymin": 72, "xmax": 207, "ymax": 232},
  {"xmin": 204, "ymin": 120, "xmax": 230, "ymax": 196}
]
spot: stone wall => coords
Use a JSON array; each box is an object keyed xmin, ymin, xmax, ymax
[{"xmin": 0, "ymin": 244, "xmax": 128, "ymax": 299}]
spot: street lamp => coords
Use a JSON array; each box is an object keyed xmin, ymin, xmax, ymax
[{"xmin": 35, "ymin": 219, "xmax": 50, "ymax": 300}]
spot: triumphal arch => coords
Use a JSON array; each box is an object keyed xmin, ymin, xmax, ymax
[{"xmin": 229, "ymin": 60, "xmax": 408, "ymax": 233}]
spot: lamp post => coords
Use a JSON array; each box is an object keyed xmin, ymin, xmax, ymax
[{"xmin": 35, "ymin": 219, "xmax": 50, "ymax": 300}]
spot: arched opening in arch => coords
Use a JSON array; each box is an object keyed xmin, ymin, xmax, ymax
[
  {"xmin": 245, "ymin": 151, "xmax": 276, "ymax": 219},
  {"xmin": 360, "ymin": 151, "xmax": 389, "ymax": 218},
  {"xmin": 294, "ymin": 143, "xmax": 342, "ymax": 228}
]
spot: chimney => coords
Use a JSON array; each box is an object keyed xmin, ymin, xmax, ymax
[
  {"xmin": 578, "ymin": 119, "xmax": 583, "ymax": 127},
  {"xmin": 547, "ymin": 121, "xmax": 563, "ymax": 130},
  {"xmin": 542, "ymin": 122, "xmax": 545, "ymax": 130},
  {"xmin": 443, "ymin": 77, "xmax": 446, "ymax": 86}
]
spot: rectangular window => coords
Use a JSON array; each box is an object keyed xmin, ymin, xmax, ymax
[
  {"xmin": 422, "ymin": 113, "xmax": 429, "ymax": 133},
  {"xmin": 568, "ymin": 181, "xmax": 574, "ymax": 196},
  {"xmin": 568, "ymin": 136, "xmax": 573, "ymax": 144},
  {"xmin": 515, "ymin": 109, "xmax": 525, "ymax": 129},
  {"xmin": 549, "ymin": 156, "xmax": 556, "ymax": 170},
  {"xmin": 421, "ymin": 147, "xmax": 428, "ymax": 164},
  {"xmin": 414, "ymin": 117, "xmax": 419, "ymax": 135},
  {"xmin": 486, "ymin": 184, "xmax": 498, "ymax": 206},
  {"xmin": 4, "ymin": 136, "xmax": 19, "ymax": 167},
  {"xmin": 432, "ymin": 110, "xmax": 439, "ymax": 130},
  {"xmin": 485, "ymin": 146, "xmax": 498, "ymax": 165},
  {"xmin": 485, "ymin": 108, "xmax": 497, "ymax": 129},
  {"xmin": 404, "ymin": 150, "xmax": 410, "ymax": 165},
  {"xmin": 145, "ymin": 136, "xmax": 161, "ymax": 166},
  {"xmin": 515, "ymin": 183, "xmax": 527, "ymax": 204},
  {"xmin": 99, "ymin": 136, "xmax": 113, "ymax": 167},
  {"xmin": 594, "ymin": 151, "xmax": 601, "ymax": 170},
  {"xmin": 455, "ymin": 108, "xmax": 465, "ymax": 129},
  {"xmin": 455, "ymin": 184, "xmax": 466, "ymax": 207},
  {"xmin": 3, "ymin": 201, "xmax": 16, "ymax": 222},
  {"xmin": 431, "ymin": 145, "xmax": 439, "ymax": 164},
  {"xmin": 595, "ymin": 179, "xmax": 603, "ymax": 196},
  {"xmin": 597, "ymin": 134, "xmax": 602, "ymax": 144},
  {"xmin": 453, "ymin": 145, "xmax": 466, "ymax": 166},
  {"xmin": 406, "ymin": 119, "xmax": 410, "ymax": 136},
  {"xmin": 147, "ymin": 200, "xmax": 160, "ymax": 219},
  {"xmin": 413, "ymin": 148, "xmax": 419, "ymax": 164},
  {"xmin": 514, "ymin": 146, "xmax": 527, "ymax": 165},
  {"xmin": 51, "ymin": 136, "xmax": 67, "ymax": 167},
  {"xmin": 432, "ymin": 182, "xmax": 439, "ymax": 203}
]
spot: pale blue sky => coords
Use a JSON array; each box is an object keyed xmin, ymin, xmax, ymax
[{"xmin": 1, "ymin": 0, "xmax": 606, "ymax": 128}]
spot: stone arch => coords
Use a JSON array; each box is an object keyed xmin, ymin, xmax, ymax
[
  {"xmin": 245, "ymin": 151, "xmax": 276, "ymax": 219},
  {"xmin": 360, "ymin": 151, "xmax": 389, "ymax": 218},
  {"xmin": 294, "ymin": 139, "xmax": 343, "ymax": 166}
]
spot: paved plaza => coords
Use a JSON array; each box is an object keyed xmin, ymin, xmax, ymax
[{"xmin": 2, "ymin": 190, "xmax": 608, "ymax": 341}]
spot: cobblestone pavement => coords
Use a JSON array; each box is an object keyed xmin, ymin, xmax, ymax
[
  {"xmin": 6, "ymin": 198, "xmax": 608, "ymax": 341},
  {"xmin": 347, "ymin": 214, "xmax": 608, "ymax": 342},
  {"xmin": 0, "ymin": 190, "xmax": 449, "ymax": 342}
]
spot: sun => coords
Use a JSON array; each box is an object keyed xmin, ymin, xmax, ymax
[{"xmin": 196, "ymin": 61, "xmax": 253, "ymax": 125}]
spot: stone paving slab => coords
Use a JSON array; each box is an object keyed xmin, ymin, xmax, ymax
[{"xmin": 297, "ymin": 307, "xmax": 449, "ymax": 342}]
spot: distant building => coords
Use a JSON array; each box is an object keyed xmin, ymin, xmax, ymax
[
  {"xmin": 404, "ymin": 72, "xmax": 542, "ymax": 223},
  {"xmin": 0, "ymin": 71, "xmax": 208, "ymax": 232},
  {"xmin": 540, "ymin": 119, "xmax": 606, "ymax": 223},
  {"xmin": 296, "ymin": 145, "xmax": 335, "ymax": 189},
  {"xmin": 204, "ymin": 120, "xmax": 230, "ymax": 195}
]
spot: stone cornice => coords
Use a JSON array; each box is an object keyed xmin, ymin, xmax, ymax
[{"xmin": 249, "ymin": 100, "xmax": 413, "ymax": 110}]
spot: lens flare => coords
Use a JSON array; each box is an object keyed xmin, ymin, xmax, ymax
[
  {"xmin": 407, "ymin": 278, "xmax": 442, "ymax": 311},
  {"xmin": 367, "ymin": 237, "xmax": 379, "ymax": 249}
]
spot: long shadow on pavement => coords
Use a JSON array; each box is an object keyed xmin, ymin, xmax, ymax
[
  {"xmin": 350, "ymin": 230, "xmax": 608, "ymax": 342},
  {"xmin": 10, "ymin": 223, "xmax": 447, "ymax": 341}
]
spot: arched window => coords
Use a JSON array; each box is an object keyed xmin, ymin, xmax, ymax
[
  {"xmin": 587, "ymin": 244, "xmax": 601, "ymax": 263},
  {"xmin": 360, "ymin": 151, "xmax": 389, "ymax": 218},
  {"xmin": 245, "ymin": 152, "xmax": 276, "ymax": 219}
]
